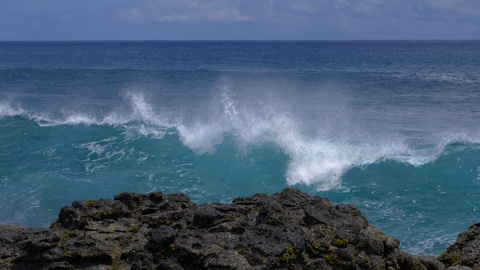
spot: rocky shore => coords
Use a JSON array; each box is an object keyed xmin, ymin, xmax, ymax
[{"xmin": 0, "ymin": 188, "xmax": 478, "ymax": 269}]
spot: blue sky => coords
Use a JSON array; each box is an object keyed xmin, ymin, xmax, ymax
[{"xmin": 1, "ymin": 0, "xmax": 479, "ymax": 40}]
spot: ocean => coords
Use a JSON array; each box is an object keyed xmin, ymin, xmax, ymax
[{"xmin": 1, "ymin": 40, "xmax": 479, "ymax": 255}]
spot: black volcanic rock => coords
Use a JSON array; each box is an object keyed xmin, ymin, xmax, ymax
[
  {"xmin": 0, "ymin": 188, "xmax": 477, "ymax": 269},
  {"xmin": 438, "ymin": 222, "xmax": 480, "ymax": 270}
]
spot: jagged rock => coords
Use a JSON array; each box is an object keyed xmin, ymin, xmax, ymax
[
  {"xmin": 421, "ymin": 256, "xmax": 446, "ymax": 270},
  {"xmin": 0, "ymin": 188, "xmax": 475, "ymax": 269},
  {"xmin": 439, "ymin": 222, "xmax": 480, "ymax": 270}
]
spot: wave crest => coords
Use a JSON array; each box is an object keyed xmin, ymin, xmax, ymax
[{"xmin": 3, "ymin": 84, "xmax": 480, "ymax": 191}]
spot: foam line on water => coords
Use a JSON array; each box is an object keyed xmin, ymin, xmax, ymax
[{"xmin": 0, "ymin": 91, "xmax": 173, "ymax": 137}]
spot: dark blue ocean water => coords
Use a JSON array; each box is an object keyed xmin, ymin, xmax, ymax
[{"xmin": 1, "ymin": 41, "xmax": 480, "ymax": 255}]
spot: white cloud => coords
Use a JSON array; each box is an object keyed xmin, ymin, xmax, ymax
[
  {"xmin": 150, "ymin": 8, "xmax": 254, "ymax": 23},
  {"xmin": 351, "ymin": 2, "xmax": 381, "ymax": 16},
  {"xmin": 335, "ymin": 0, "xmax": 349, "ymax": 9},
  {"xmin": 116, "ymin": 0, "xmax": 255, "ymax": 23},
  {"xmin": 291, "ymin": 3, "xmax": 318, "ymax": 14},
  {"xmin": 206, "ymin": 8, "xmax": 255, "ymax": 22},
  {"xmin": 423, "ymin": 0, "xmax": 480, "ymax": 17},
  {"xmin": 116, "ymin": 7, "xmax": 143, "ymax": 23},
  {"xmin": 3, "ymin": 0, "xmax": 479, "ymax": 40},
  {"xmin": 152, "ymin": 13, "xmax": 191, "ymax": 23},
  {"xmin": 366, "ymin": 0, "xmax": 385, "ymax": 4}
]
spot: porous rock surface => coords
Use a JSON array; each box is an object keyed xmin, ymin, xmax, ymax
[
  {"xmin": 0, "ymin": 188, "xmax": 477, "ymax": 269},
  {"xmin": 438, "ymin": 222, "xmax": 480, "ymax": 270}
]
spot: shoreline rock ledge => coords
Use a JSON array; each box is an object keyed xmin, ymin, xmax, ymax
[{"xmin": 0, "ymin": 188, "xmax": 478, "ymax": 269}]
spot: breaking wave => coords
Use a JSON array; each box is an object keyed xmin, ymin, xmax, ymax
[{"xmin": 2, "ymin": 82, "xmax": 480, "ymax": 192}]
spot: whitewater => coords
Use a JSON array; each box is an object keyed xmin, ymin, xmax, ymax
[{"xmin": 1, "ymin": 41, "xmax": 480, "ymax": 255}]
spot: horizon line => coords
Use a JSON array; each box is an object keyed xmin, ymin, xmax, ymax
[{"xmin": 1, "ymin": 39, "xmax": 480, "ymax": 42}]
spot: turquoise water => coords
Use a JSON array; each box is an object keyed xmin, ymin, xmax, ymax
[{"xmin": 1, "ymin": 41, "xmax": 480, "ymax": 255}]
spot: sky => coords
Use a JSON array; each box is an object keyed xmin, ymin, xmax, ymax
[{"xmin": 0, "ymin": 0, "xmax": 479, "ymax": 40}]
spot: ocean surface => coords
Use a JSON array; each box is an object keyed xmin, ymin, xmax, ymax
[{"xmin": 1, "ymin": 40, "xmax": 480, "ymax": 255}]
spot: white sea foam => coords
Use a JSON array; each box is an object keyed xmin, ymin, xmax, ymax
[
  {"xmin": 168, "ymin": 82, "xmax": 422, "ymax": 190},
  {"xmin": 0, "ymin": 102, "xmax": 24, "ymax": 117},
  {"xmin": 422, "ymin": 72, "xmax": 479, "ymax": 85},
  {"xmin": 0, "ymin": 101, "xmax": 55, "ymax": 125},
  {"xmin": 177, "ymin": 122, "xmax": 224, "ymax": 154},
  {"xmin": 124, "ymin": 91, "xmax": 157, "ymax": 123},
  {"xmin": 3, "ymin": 83, "xmax": 480, "ymax": 191},
  {"xmin": 106, "ymin": 80, "xmax": 478, "ymax": 191},
  {"xmin": 179, "ymin": 79, "xmax": 478, "ymax": 190},
  {"xmin": 64, "ymin": 114, "xmax": 99, "ymax": 125}
]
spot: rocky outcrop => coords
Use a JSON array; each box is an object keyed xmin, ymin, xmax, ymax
[
  {"xmin": 438, "ymin": 223, "xmax": 480, "ymax": 270},
  {"xmin": 0, "ymin": 188, "xmax": 477, "ymax": 269}
]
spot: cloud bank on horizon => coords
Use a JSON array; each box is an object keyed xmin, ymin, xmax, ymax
[{"xmin": 1, "ymin": 0, "xmax": 479, "ymax": 40}]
